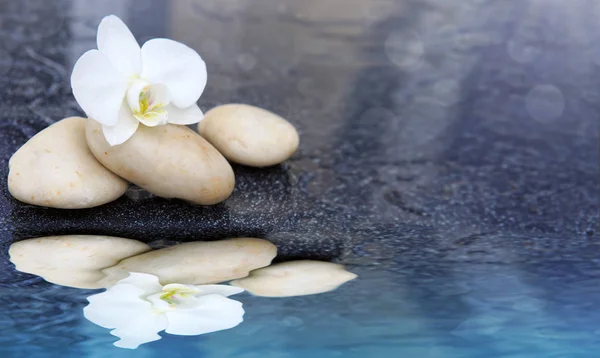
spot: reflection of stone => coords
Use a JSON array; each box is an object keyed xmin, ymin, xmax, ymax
[
  {"xmin": 100, "ymin": 238, "xmax": 277, "ymax": 287},
  {"xmin": 7, "ymin": 117, "xmax": 129, "ymax": 209},
  {"xmin": 8, "ymin": 235, "xmax": 151, "ymax": 289},
  {"xmin": 231, "ymin": 260, "xmax": 357, "ymax": 297},
  {"xmin": 84, "ymin": 272, "xmax": 244, "ymax": 349}
]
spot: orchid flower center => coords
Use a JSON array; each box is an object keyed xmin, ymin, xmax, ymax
[
  {"xmin": 158, "ymin": 284, "xmax": 200, "ymax": 308},
  {"xmin": 126, "ymin": 80, "xmax": 172, "ymax": 126}
]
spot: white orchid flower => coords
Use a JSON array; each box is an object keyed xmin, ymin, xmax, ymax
[
  {"xmin": 83, "ymin": 272, "xmax": 244, "ymax": 349},
  {"xmin": 71, "ymin": 15, "xmax": 207, "ymax": 146}
]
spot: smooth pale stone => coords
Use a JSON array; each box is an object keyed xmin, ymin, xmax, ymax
[
  {"xmin": 198, "ymin": 104, "xmax": 299, "ymax": 167},
  {"xmin": 8, "ymin": 235, "xmax": 151, "ymax": 289},
  {"xmin": 86, "ymin": 120, "xmax": 235, "ymax": 205},
  {"xmin": 7, "ymin": 117, "xmax": 128, "ymax": 209},
  {"xmin": 99, "ymin": 238, "xmax": 277, "ymax": 287},
  {"xmin": 231, "ymin": 260, "xmax": 357, "ymax": 297}
]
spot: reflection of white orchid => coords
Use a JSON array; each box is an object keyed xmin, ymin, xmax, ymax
[
  {"xmin": 84, "ymin": 272, "xmax": 244, "ymax": 349},
  {"xmin": 71, "ymin": 15, "xmax": 207, "ymax": 146}
]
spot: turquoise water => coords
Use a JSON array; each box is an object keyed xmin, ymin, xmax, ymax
[{"xmin": 2, "ymin": 263, "xmax": 599, "ymax": 357}]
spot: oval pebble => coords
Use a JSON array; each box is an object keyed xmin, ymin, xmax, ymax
[
  {"xmin": 198, "ymin": 104, "xmax": 299, "ymax": 167},
  {"xmin": 7, "ymin": 117, "xmax": 129, "ymax": 208},
  {"xmin": 99, "ymin": 238, "xmax": 277, "ymax": 287},
  {"xmin": 86, "ymin": 120, "xmax": 235, "ymax": 205},
  {"xmin": 9, "ymin": 235, "xmax": 151, "ymax": 289},
  {"xmin": 231, "ymin": 260, "xmax": 357, "ymax": 297}
]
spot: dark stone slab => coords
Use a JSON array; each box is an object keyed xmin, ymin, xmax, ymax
[{"xmin": 1, "ymin": 0, "xmax": 598, "ymax": 269}]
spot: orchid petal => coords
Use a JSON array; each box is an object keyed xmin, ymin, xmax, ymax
[
  {"xmin": 126, "ymin": 79, "xmax": 149, "ymax": 113},
  {"xmin": 117, "ymin": 272, "xmax": 163, "ymax": 295},
  {"xmin": 110, "ymin": 312, "xmax": 168, "ymax": 349},
  {"xmin": 164, "ymin": 294, "xmax": 244, "ymax": 336},
  {"xmin": 136, "ymin": 113, "xmax": 168, "ymax": 127},
  {"xmin": 85, "ymin": 273, "xmax": 170, "ymax": 349},
  {"xmin": 145, "ymin": 83, "xmax": 172, "ymax": 111},
  {"xmin": 71, "ymin": 50, "xmax": 128, "ymax": 126},
  {"xmin": 165, "ymin": 103, "xmax": 204, "ymax": 125},
  {"xmin": 83, "ymin": 283, "xmax": 152, "ymax": 329},
  {"xmin": 97, "ymin": 15, "xmax": 141, "ymax": 77},
  {"xmin": 140, "ymin": 38, "xmax": 207, "ymax": 108},
  {"xmin": 146, "ymin": 292, "xmax": 172, "ymax": 311},
  {"xmin": 102, "ymin": 103, "xmax": 140, "ymax": 146}
]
